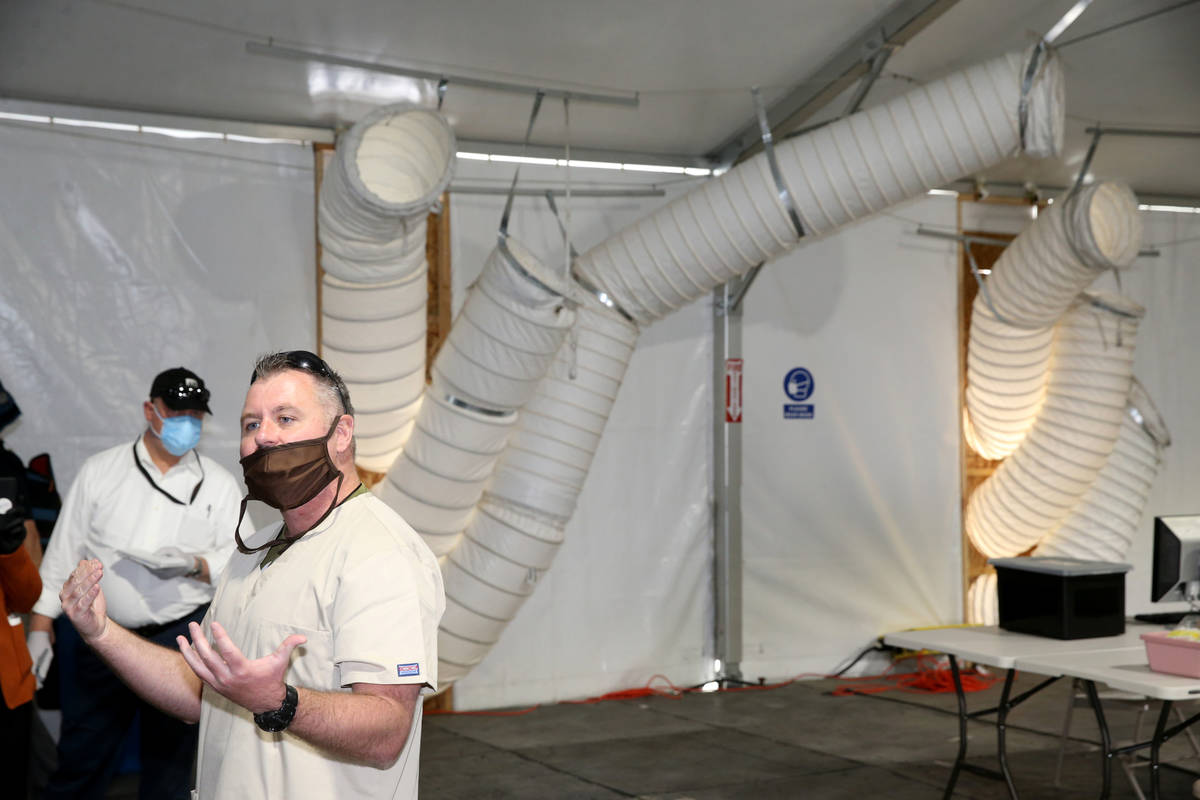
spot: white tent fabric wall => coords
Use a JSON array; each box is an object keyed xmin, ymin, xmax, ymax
[
  {"xmin": 0, "ymin": 118, "xmax": 316, "ymax": 489},
  {"xmin": 739, "ymin": 195, "xmax": 963, "ymax": 680},
  {"xmin": 1113, "ymin": 210, "xmax": 1200, "ymax": 616}
]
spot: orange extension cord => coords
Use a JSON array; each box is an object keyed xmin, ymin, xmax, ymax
[{"xmin": 425, "ymin": 651, "xmax": 1000, "ymax": 717}]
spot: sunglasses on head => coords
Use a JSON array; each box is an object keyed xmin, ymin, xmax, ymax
[
  {"xmin": 162, "ymin": 383, "xmax": 210, "ymax": 404},
  {"xmin": 252, "ymin": 350, "xmax": 350, "ymax": 411}
]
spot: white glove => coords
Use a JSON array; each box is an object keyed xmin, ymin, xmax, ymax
[
  {"xmin": 27, "ymin": 630, "xmax": 52, "ymax": 689},
  {"xmin": 146, "ymin": 546, "xmax": 197, "ymax": 580}
]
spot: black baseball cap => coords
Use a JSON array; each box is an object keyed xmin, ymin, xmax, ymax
[{"xmin": 150, "ymin": 367, "xmax": 212, "ymax": 414}]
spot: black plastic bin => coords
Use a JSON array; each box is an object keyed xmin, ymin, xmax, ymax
[{"xmin": 989, "ymin": 557, "xmax": 1132, "ymax": 639}]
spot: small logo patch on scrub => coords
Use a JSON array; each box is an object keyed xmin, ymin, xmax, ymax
[{"xmin": 397, "ymin": 662, "xmax": 420, "ymax": 677}]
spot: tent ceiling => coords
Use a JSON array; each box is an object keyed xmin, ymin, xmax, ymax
[{"xmin": 2, "ymin": 0, "xmax": 1198, "ymax": 199}]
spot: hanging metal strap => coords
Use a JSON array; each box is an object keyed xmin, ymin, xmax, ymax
[
  {"xmin": 499, "ymin": 90, "xmax": 545, "ymax": 240},
  {"xmin": 543, "ymin": 191, "xmax": 579, "ymax": 260},
  {"xmin": 492, "ymin": 91, "xmax": 573, "ymax": 303},
  {"xmin": 752, "ymin": 87, "xmax": 805, "ymax": 239},
  {"xmin": 963, "ymin": 241, "xmax": 1015, "ymax": 327},
  {"xmin": 1069, "ymin": 127, "xmax": 1103, "ymax": 198},
  {"xmin": 562, "ymin": 96, "xmax": 572, "ymax": 280},
  {"xmin": 1018, "ymin": 39, "xmax": 1048, "ymax": 152}
]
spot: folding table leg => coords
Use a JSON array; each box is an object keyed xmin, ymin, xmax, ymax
[
  {"xmin": 1084, "ymin": 680, "xmax": 1113, "ymax": 799},
  {"xmin": 995, "ymin": 668, "xmax": 1019, "ymax": 798},
  {"xmin": 943, "ymin": 656, "xmax": 1020, "ymax": 800},
  {"xmin": 1148, "ymin": 700, "xmax": 1171, "ymax": 800},
  {"xmin": 944, "ymin": 654, "xmax": 968, "ymax": 800}
]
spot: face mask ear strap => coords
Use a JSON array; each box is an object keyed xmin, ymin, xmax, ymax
[{"xmin": 234, "ymin": 495, "xmax": 290, "ymax": 554}]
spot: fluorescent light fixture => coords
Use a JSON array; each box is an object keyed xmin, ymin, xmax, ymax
[
  {"xmin": 1139, "ymin": 203, "xmax": 1200, "ymax": 214},
  {"xmin": 1044, "ymin": 0, "xmax": 1094, "ymax": 44},
  {"xmin": 700, "ymin": 680, "xmax": 720, "ymax": 693},
  {"xmin": 140, "ymin": 126, "xmax": 224, "ymax": 140},
  {"xmin": 490, "ymin": 154, "xmax": 559, "ymax": 166},
  {"xmin": 622, "ymin": 163, "xmax": 686, "ymax": 174},
  {"xmin": 926, "ymin": 188, "xmax": 958, "ymax": 197},
  {"xmin": 0, "ymin": 111, "xmax": 51, "ymax": 124},
  {"xmin": 51, "ymin": 117, "xmax": 139, "ymax": 132},
  {"xmin": 979, "ymin": 268, "xmax": 992, "ymax": 275},
  {"xmin": 225, "ymin": 133, "xmax": 303, "ymax": 145},
  {"xmin": 567, "ymin": 159, "xmax": 624, "ymax": 170},
  {"xmin": 454, "ymin": 150, "xmax": 712, "ymax": 176},
  {"xmin": 0, "ymin": 110, "xmax": 309, "ymax": 145}
]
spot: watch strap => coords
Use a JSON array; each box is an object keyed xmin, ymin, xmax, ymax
[{"xmin": 254, "ymin": 683, "xmax": 298, "ymax": 732}]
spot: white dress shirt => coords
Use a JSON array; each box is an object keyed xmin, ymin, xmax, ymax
[{"xmin": 34, "ymin": 435, "xmax": 249, "ymax": 628}]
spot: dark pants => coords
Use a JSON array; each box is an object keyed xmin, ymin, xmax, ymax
[
  {"xmin": 43, "ymin": 605, "xmax": 208, "ymax": 800},
  {"xmin": 0, "ymin": 699, "xmax": 32, "ymax": 799}
]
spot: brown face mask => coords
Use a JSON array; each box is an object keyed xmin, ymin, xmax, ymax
[{"xmin": 234, "ymin": 418, "xmax": 343, "ymax": 554}]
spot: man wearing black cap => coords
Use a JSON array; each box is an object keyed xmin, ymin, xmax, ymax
[{"xmin": 29, "ymin": 367, "xmax": 248, "ymax": 800}]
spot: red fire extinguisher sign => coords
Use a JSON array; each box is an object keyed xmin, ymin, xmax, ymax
[{"xmin": 725, "ymin": 358, "xmax": 743, "ymax": 423}]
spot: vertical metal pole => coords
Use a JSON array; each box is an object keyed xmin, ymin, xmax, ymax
[{"xmin": 712, "ymin": 282, "xmax": 744, "ymax": 684}]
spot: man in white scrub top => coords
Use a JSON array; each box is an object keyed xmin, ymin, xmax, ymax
[{"xmin": 55, "ymin": 350, "xmax": 445, "ymax": 799}]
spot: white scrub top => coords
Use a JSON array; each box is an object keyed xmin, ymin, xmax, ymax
[{"xmin": 195, "ymin": 492, "xmax": 444, "ymax": 800}]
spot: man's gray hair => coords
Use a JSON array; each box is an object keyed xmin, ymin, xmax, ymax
[{"xmin": 250, "ymin": 351, "xmax": 355, "ymax": 424}]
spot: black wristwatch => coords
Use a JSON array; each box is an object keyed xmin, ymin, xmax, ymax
[{"xmin": 254, "ymin": 683, "xmax": 298, "ymax": 732}]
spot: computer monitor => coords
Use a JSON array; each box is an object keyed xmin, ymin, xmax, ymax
[{"xmin": 1151, "ymin": 515, "xmax": 1200, "ymax": 603}]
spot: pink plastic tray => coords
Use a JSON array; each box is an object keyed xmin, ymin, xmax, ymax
[{"xmin": 1142, "ymin": 631, "xmax": 1200, "ymax": 679}]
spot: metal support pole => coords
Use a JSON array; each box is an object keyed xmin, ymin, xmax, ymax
[{"xmin": 712, "ymin": 280, "xmax": 744, "ymax": 685}]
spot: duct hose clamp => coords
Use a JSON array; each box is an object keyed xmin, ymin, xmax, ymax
[{"xmin": 752, "ymin": 87, "xmax": 806, "ymax": 240}]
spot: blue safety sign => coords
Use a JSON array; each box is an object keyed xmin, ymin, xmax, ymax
[{"xmin": 783, "ymin": 367, "xmax": 814, "ymax": 419}]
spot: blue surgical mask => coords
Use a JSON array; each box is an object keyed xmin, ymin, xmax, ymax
[{"xmin": 151, "ymin": 405, "xmax": 203, "ymax": 457}]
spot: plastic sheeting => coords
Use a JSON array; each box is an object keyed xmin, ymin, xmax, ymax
[{"xmin": 0, "ymin": 118, "xmax": 316, "ymax": 488}]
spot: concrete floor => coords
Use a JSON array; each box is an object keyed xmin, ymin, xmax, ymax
[
  {"xmin": 73, "ymin": 667, "xmax": 1200, "ymax": 798},
  {"xmin": 419, "ymin": 673, "xmax": 1200, "ymax": 799}
]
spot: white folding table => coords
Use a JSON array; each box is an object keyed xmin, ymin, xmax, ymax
[
  {"xmin": 883, "ymin": 624, "xmax": 1174, "ymax": 799},
  {"xmin": 1019, "ymin": 646, "xmax": 1200, "ymax": 799}
]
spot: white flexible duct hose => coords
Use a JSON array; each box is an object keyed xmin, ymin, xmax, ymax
[
  {"xmin": 967, "ymin": 572, "xmax": 998, "ymax": 626},
  {"xmin": 374, "ymin": 383, "xmax": 517, "ymax": 557},
  {"xmin": 964, "ymin": 183, "xmax": 1142, "ymax": 459},
  {"xmin": 573, "ymin": 47, "xmax": 1063, "ymax": 325},
  {"xmin": 318, "ymin": 104, "xmax": 455, "ymax": 283},
  {"xmin": 379, "ymin": 237, "xmax": 575, "ymax": 555},
  {"xmin": 318, "ymin": 105, "xmax": 454, "ymax": 471},
  {"xmin": 969, "ymin": 383, "xmax": 1169, "ymax": 624},
  {"xmin": 438, "ymin": 496, "xmax": 565, "ymax": 684},
  {"xmin": 966, "ymin": 292, "xmax": 1144, "ymax": 558},
  {"xmin": 432, "ymin": 298, "xmax": 638, "ymax": 684},
  {"xmin": 322, "ymin": 267, "xmax": 428, "ymax": 472},
  {"xmin": 432, "ymin": 238, "xmax": 577, "ymax": 412},
  {"xmin": 485, "ymin": 294, "xmax": 640, "ymax": 519},
  {"xmin": 1034, "ymin": 381, "xmax": 1169, "ymax": 560}
]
